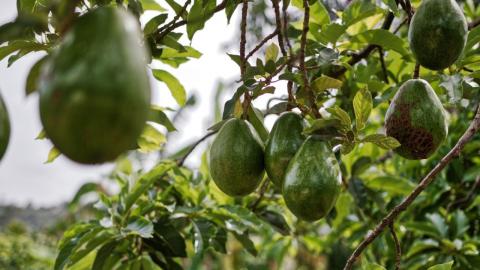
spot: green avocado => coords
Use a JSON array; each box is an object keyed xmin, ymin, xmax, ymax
[
  {"xmin": 283, "ymin": 136, "xmax": 342, "ymax": 221},
  {"xmin": 265, "ymin": 112, "xmax": 305, "ymax": 187},
  {"xmin": 209, "ymin": 118, "xmax": 265, "ymax": 197},
  {"xmin": 0, "ymin": 92, "xmax": 10, "ymax": 161},
  {"xmin": 385, "ymin": 79, "xmax": 448, "ymax": 160},
  {"xmin": 408, "ymin": 0, "xmax": 467, "ymax": 70},
  {"xmin": 39, "ymin": 7, "xmax": 151, "ymax": 164}
]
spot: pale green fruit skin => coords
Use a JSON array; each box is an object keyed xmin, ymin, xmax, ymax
[
  {"xmin": 283, "ymin": 136, "xmax": 342, "ymax": 221},
  {"xmin": 265, "ymin": 112, "xmax": 305, "ymax": 187},
  {"xmin": 39, "ymin": 7, "xmax": 151, "ymax": 164},
  {"xmin": 408, "ymin": 0, "xmax": 467, "ymax": 70},
  {"xmin": 0, "ymin": 92, "xmax": 10, "ymax": 161},
  {"xmin": 209, "ymin": 118, "xmax": 265, "ymax": 197}
]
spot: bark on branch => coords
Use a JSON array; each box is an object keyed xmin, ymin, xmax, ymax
[{"xmin": 343, "ymin": 105, "xmax": 480, "ymax": 269}]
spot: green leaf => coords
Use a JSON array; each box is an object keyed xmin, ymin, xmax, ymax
[
  {"xmin": 25, "ymin": 56, "xmax": 47, "ymax": 95},
  {"xmin": 225, "ymin": 0, "xmax": 239, "ymax": 23},
  {"xmin": 364, "ymin": 176, "xmax": 415, "ymax": 196},
  {"xmin": 68, "ymin": 182, "xmax": 99, "ymax": 211},
  {"xmin": 45, "ymin": 147, "xmax": 61, "ymax": 164},
  {"xmin": 140, "ymin": 0, "xmax": 166, "ymax": 11},
  {"xmin": 341, "ymin": 141, "xmax": 355, "ymax": 154},
  {"xmin": 35, "ymin": 129, "xmax": 46, "ymax": 140},
  {"xmin": 247, "ymin": 106, "xmax": 269, "ymax": 142},
  {"xmin": 342, "ymin": 0, "xmax": 380, "ymax": 26},
  {"xmin": 426, "ymin": 213, "xmax": 448, "ymax": 238},
  {"xmin": 440, "ymin": 74, "xmax": 463, "ymax": 104},
  {"xmin": 362, "ymin": 261, "xmax": 387, "ymax": 270},
  {"xmin": 233, "ymin": 231, "xmax": 257, "ymax": 256},
  {"xmin": 326, "ymin": 106, "xmax": 352, "ymax": 131},
  {"xmin": 353, "ymin": 88, "xmax": 372, "ymax": 130},
  {"xmin": 0, "ymin": 40, "xmax": 48, "ymax": 62},
  {"xmin": 126, "ymin": 217, "xmax": 154, "ymax": 238},
  {"xmin": 92, "ymin": 240, "xmax": 119, "ymax": 270},
  {"xmin": 164, "ymin": 0, "xmax": 186, "ymax": 18},
  {"xmin": 427, "ymin": 261, "xmax": 454, "ymax": 270},
  {"xmin": 304, "ymin": 118, "xmax": 342, "ymax": 135},
  {"xmin": 362, "ymin": 134, "xmax": 400, "ymax": 149},
  {"xmin": 351, "ymin": 29, "xmax": 410, "ymax": 57},
  {"xmin": 310, "ymin": 1, "xmax": 330, "ymax": 25},
  {"xmin": 187, "ymin": 0, "xmax": 216, "ymax": 40},
  {"xmin": 147, "ymin": 217, "xmax": 187, "ymax": 257},
  {"xmin": 152, "ymin": 69, "xmax": 187, "ymax": 106},
  {"xmin": 124, "ymin": 161, "xmax": 176, "ymax": 212},
  {"xmin": 137, "ymin": 124, "xmax": 166, "ymax": 153},
  {"xmin": 312, "ymin": 75, "xmax": 343, "ymax": 93},
  {"xmin": 265, "ymin": 43, "xmax": 279, "ymax": 62},
  {"xmin": 148, "ymin": 106, "xmax": 177, "ymax": 132},
  {"xmin": 144, "ymin": 13, "xmax": 168, "ymax": 35}
]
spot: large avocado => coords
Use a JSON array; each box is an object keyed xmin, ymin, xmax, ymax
[
  {"xmin": 39, "ymin": 7, "xmax": 151, "ymax": 164},
  {"xmin": 265, "ymin": 112, "xmax": 305, "ymax": 187},
  {"xmin": 0, "ymin": 92, "xmax": 10, "ymax": 161},
  {"xmin": 385, "ymin": 79, "xmax": 448, "ymax": 160},
  {"xmin": 408, "ymin": 0, "xmax": 467, "ymax": 70},
  {"xmin": 283, "ymin": 136, "xmax": 341, "ymax": 221},
  {"xmin": 209, "ymin": 118, "xmax": 265, "ymax": 197}
]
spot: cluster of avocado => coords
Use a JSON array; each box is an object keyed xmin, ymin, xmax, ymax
[
  {"xmin": 39, "ymin": 7, "xmax": 151, "ymax": 164},
  {"xmin": 209, "ymin": 113, "xmax": 342, "ymax": 221},
  {"xmin": 386, "ymin": 0, "xmax": 466, "ymax": 159}
]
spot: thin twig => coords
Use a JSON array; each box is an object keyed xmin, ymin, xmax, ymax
[
  {"xmin": 245, "ymin": 29, "xmax": 280, "ymax": 61},
  {"xmin": 378, "ymin": 47, "xmax": 389, "ymax": 83},
  {"xmin": 250, "ymin": 179, "xmax": 270, "ymax": 211},
  {"xmin": 393, "ymin": 18, "xmax": 408, "ymax": 34},
  {"xmin": 157, "ymin": 0, "xmax": 191, "ymax": 34},
  {"xmin": 343, "ymin": 105, "xmax": 480, "ymax": 270},
  {"xmin": 469, "ymin": 18, "xmax": 480, "ymax": 30},
  {"xmin": 176, "ymin": 131, "xmax": 216, "ymax": 166},
  {"xmin": 299, "ymin": 0, "xmax": 322, "ymax": 118},
  {"xmin": 448, "ymin": 176, "xmax": 480, "ymax": 210},
  {"xmin": 331, "ymin": 12, "xmax": 394, "ymax": 78},
  {"xmin": 389, "ymin": 223, "xmax": 401, "ymax": 270},
  {"xmin": 271, "ymin": 0, "xmax": 287, "ymax": 56},
  {"xmin": 413, "ymin": 63, "xmax": 420, "ymax": 79},
  {"xmin": 240, "ymin": 0, "xmax": 251, "ymax": 120},
  {"xmin": 154, "ymin": 0, "xmax": 228, "ymax": 42}
]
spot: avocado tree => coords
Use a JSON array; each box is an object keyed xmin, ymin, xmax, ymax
[{"xmin": 1, "ymin": 0, "xmax": 480, "ymax": 269}]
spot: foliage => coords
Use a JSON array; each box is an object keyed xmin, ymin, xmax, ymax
[{"xmin": 1, "ymin": 0, "xmax": 480, "ymax": 269}]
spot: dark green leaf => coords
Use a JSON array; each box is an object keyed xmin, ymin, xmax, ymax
[
  {"xmin": 152, "ymin": 69, "xmax": 187, "ymax": 106},
  {"xmin": 25, "ymin": 56, "xmax": 47, "ymax": 95}
]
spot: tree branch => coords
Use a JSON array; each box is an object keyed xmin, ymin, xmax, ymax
[
  {"xmin": 413, "ymin": 63, "xmax": 420, "ymax": 79},
  {"xmin": 469, "ymin": 18, "xmax": 480, "ymax": 30},
  {"xmin": 176, "ymin": 131, "xmax": 216, "ymax": 166},
  {"xmin": 343, "ymin": 105, "xmax": 480, "ymax": 270},
  {"xmin": 249, "ymin": 179, "xmax": 270, "ymax": 211},
  {"xmin": 239, "ymin": 0, "xmax": 252, "ymax": 119},
  {"xmin": 389, "ymin": 223, "xmax": 401, "ymax": 270},
  {"xmin": 378, "ymin": 47, "xmax": 389, "ymax": 83},
  {"xmin": 245, "ymin": 29, "xmax": 280, "ymax": 61},
  {"xmin": 299, "ymin": 0, "xmax": 321, "ymax": 118}
]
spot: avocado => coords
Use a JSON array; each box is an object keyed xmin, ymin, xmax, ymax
[
  {"xmin": 385, "ymin": 79, "xmax": 448, "ymax": 159},
  {"xmin": 0, "ymin": 92, "xmax": 10, "ymax": 161},
  {"xmin": 209, "ymin": 118, "xmax": 265, "ymax": 197},
  {"xmin": 283, "ymin": 136, "xmax": 342, "ymax": 221},
  {"xmin": 265, "ymin": 112, "xmax": 305, "ymax": 187},
  {"xmin": 408, "ymin": 0, "xmax": 467, "ymax": 70},
  {"xmin": 39, "ymin": 7, "xmax": 151, "ymax": 164}
]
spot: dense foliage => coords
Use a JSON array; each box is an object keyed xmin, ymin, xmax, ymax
[{"xmin": 2, "ymin": 0, "xmax": 480, "ymax": 269}]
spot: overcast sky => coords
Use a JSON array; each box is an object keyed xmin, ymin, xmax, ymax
[{"xmin": 0, "ymin": 1, "xmax": 243, "ymax": 207}]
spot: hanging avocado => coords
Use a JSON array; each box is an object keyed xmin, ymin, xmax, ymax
[
  {"xmin": 0, "ymin": 92, "xmax": 10, "ymax": 161},
  {"xmin": 209, "ymin": 118, "xmax": 265, "ymax": 197},
  {"xmin": 265, "ymin": 112, "xmax": 305, "ymax": 187},
  {"xmin": 39, "ymin": 7, "xmax": 151, "ymax": 164},
  {"xmin": 408, "ymin": 0, "xmax": 467, "ymax": 70},
  {"xmin": 283, "ymin": 136, "xmax": 342, "ymax": 221},
  {"xmin": 385, "ymin": 79, "xmax": 448, "ymax": 160}
]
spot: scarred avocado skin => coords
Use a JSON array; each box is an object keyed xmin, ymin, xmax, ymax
[
  {"xmin": 265, "ymin": 112, "xmax": 305, "ymax": 187},
  {"xmin": 283, "ymin": 136, "xmax": 342, "ymax": 221},
  {"xmin": 39, "ymin": 7, "xmax": 151, "ymax": 164},
  {"xmin": 385, "ymin": 79, "xmax": 448, "ymax": 160},
  {"xmin": 209, "ymin": 118, "xmax": 265, "ymax": 197},
  {"xmin": 0, "ymin": 92, "xmax": 10, "ymax": 161},
  {"xmin": 408, "ymin": 0, "xmax": 467, "ymax": 70}
]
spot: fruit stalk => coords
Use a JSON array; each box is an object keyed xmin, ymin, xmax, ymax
[{"xmin": 343, "ymin": 104, "xmax": 480, "ymax": 270}]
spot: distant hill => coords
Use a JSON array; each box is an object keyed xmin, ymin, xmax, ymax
[{"xmin": 0, "ymin": 204, "xmax": 67, "ymax": 230}]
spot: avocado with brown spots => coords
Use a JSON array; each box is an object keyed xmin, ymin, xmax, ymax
[
  {"xmin": 385, "ymin": 79, "xmax": 448, "ymax": 160},
  {"xmin": 265, "ymin": 112, "xmax": 305, "ymax": 187},
  {"xmin": 283, "ymin": 136, "xmax": 342, "ymax": 221},
  {"xmin": 39, "ymin": 7, "xmax": 151, "ymax": 164},
  {"xmin": 408, "ymin": 0, "xmax": 467, "ymax": 70},
  {"xmin": 209, "ymin": 118, "xmax": 265, "ymax": 197},
  {"xmin": 0, "ymin": 92, "xmax": 10, "ymax": 161}
]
